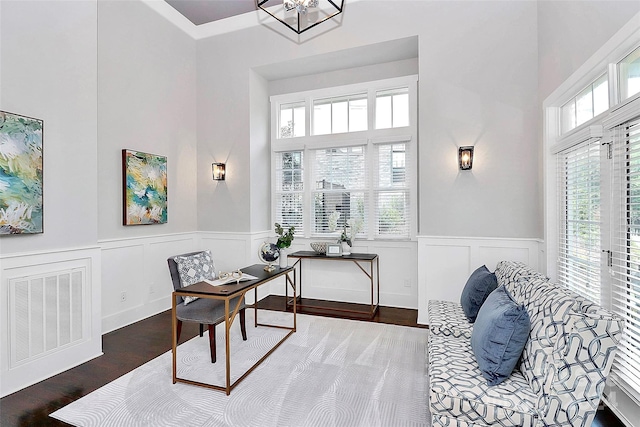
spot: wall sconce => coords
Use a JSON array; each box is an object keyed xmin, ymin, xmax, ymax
[
  {"xmin": 212, "ymin": 163, "xmax": 226, "ymax": 181},
  {"xmin": 458, "ymin": 146, "xmax": 474, "ymax": 171}
]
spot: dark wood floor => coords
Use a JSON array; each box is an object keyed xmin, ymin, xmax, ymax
[{"xmin": 0, "ymin": 296, "xmax": 623, "ymax": 426}]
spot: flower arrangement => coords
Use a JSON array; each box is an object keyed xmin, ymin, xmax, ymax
[
  {"xmin": 328, "ymin": 211, "xmax": 363, "ymax": 247},
  {"xmin": 275, "ymin": 223, "xmax": 295, "ymax": 249}
]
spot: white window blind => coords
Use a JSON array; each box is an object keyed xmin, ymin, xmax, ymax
[
  {"xmin": 611, "ymin": 118, "xmax": 640, "ymax": 398},
  {"xmin": 557, "ymin": 140, "xmax": 602, "ymax": 304},
  {"xmin": 376, "ymin": 142, "xmax": 410, "ymax": 238},
  {"xmin": 274, "ymin": 151, "xmax": 304, "ymax": 234},
  {"xmin": 311, "ymin": 146, "xmax": 367, "ymax": 234}
]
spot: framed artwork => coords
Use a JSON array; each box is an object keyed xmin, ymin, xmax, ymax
[
  {"xmin": 122, "ymin": 149, "xmax": 167, "ymax": 225},
  {"xmin": 326, "ymin": 243, "xmax": 342, "ymax": 257},
  {"xmin": 0, "ymin": 111, "xmax": 44, "ymax": 235}
]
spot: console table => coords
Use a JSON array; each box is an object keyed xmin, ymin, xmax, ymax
[
  {"xmin": 287, "ymin": 251, "xmax": 379, "ymax": 318},
  {"xmin": 172, "ymin": 264, "xmax": 296, "ymax": 395}
]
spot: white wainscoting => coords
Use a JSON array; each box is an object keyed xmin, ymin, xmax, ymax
[
  {"xmin": 0, "ymin": 246, "xmax": 101, "ymax": 398},
  {"xmin": 100, "ymin": 232, "xmax": 199, "ymax": 333},
  {"xmin": 100, "ymin": 231, "xmax": 272, "ymax": 333},
  {"xmin": 417, "ymin": 236, "xmax": 543, "ymax": 325}
]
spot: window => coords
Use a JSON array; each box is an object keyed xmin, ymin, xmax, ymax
[
  {"xmin": 611, "ymin": 119, "xmax": 640, "ymax": 396},
  {"xmin": 313, "ymin": 94, "xmax": 367, "ymax": 135},
  {"xmin": 619, "ymin": 46, "xmax": 640, "ymax": 102},
  {"xmin": 312, "ymin": 146, "xmax": 367, "ymax": 233},
  {"xmin": 279, "ymin": 102, "xmax": 305, "ymax": 138},
  {"xmin": 561, "ymin": 74, "xmax": 609, "ymax": 134},
  {"xmin": 271, "ymin": 76, "xmax": 417, "ymax": 241},
  {"xmin": 376, "ymin": 88, "xmax": 409, "ymax": 129},
  {"xmin": 274, "ymin": 151, "xmax": 304, "ymax": 233},
  {"xmin": 557, "ymin": 141, "xmax": 601, "ymax": 303},
  {"xmin": 376, "ymin": 142, "xmax": 410, "ymax": 236},
  {"xmin": 549, "ymin": 41, "xmax": 640, "ymax": 405}
]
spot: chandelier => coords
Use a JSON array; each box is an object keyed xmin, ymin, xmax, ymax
[{"xmin": 257, "ymin": 0, "xmax": 344, "ymax": 35}]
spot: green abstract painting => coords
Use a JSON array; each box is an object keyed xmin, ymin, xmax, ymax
[
  {"xmin": 0, "ymin": 111, "xmax": 44, "ymax": 235},
  {"xmin": 122, "ymin": 149, "xmax": 167, "ymax": 225}
]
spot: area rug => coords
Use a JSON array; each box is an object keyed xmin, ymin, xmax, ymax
[{"xmin": 51, "ymin": 310, "xmax": 430, "ymax": 427}]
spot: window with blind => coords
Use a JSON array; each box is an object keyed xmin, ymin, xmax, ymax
[
  {"xmin": 611, "ymin": 119, "xmax": 640, "ymax": 398},
  {"xmin": 557, "ymin": 141, "xmax": 601, "ymax": 303},
  {"xmin": 271, "ymin": 76, "xmax": 417, "ymax": 241},
  {"xmin": 274, "ymin": 151, "xmax": 304, "ymax": 233},
  {"xmin": 312, "ymin": 146, "xmax": 367, "ymax": 234},
  {"xmin": 376, "ymin": 141, "xmax": 410, "ymax": 237}
]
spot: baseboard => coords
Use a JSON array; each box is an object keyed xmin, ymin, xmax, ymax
[{"xmin": 102, "ymin": 296, "xmax": 171, "ymax": 334}]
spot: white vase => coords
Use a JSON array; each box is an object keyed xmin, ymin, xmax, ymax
[
  {"xmin": 341, "ymin": 241, "xmax": 351, "ymax": 255},
  {"xmin": 279, "ymin": 248, "xmax": 288, "ymax": 268}
]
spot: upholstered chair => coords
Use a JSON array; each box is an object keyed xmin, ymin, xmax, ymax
[{"xmin": 167, "ymin": 250, "xmax": 247, "ymax": 363}]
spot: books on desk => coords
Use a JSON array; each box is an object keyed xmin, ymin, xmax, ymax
[{"xmin": 204, "ymin": 273, "xmax": 259, "ymax": 287}]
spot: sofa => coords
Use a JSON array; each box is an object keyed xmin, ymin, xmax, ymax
[{"xmin": 427, "ymin": 261, "xmax": 624, "ymax": 427}]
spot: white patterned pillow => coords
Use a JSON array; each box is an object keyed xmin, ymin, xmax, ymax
[{"xmin": 173, "ymin": 251, "xmax": 216, "ymax": 305}]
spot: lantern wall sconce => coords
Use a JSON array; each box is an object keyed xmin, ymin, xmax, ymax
[
  {"xmin": 257, "ymin": 0, "xmax": 344, "ymax": 35},
  {"xmin": 212, "ymin": 163, "xmax": 226, "ymax": 181},
  {"xmin": 458, "ymin": 146, "xmax": 474, "ymax": 170}
]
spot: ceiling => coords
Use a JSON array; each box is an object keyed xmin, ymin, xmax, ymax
[{"xmin": 166, "ymin": 0, "xmax": 280, "ymax": 26}]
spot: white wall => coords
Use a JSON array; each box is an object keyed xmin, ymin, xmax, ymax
[
  {"xmin": 537, "ymin": 0, "xmax": 640, "ymax": 103},
  {"xmin": 96, "ymin": 0, "xmax": 198, "ymax": 330},
  {"xmin": 196, "ymin": 1, "xmax": 541, "ymax": 240},
  {"xmin": 0, "ymin": 0, "xmax": 98, "ymax": 253},
  {"xmin": 0, "ymin": 0, "xmax": 101, "ymax": 397}
]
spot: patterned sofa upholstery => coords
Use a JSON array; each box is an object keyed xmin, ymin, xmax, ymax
[{"xmin": 427, "ymin": 261, "xmax": 624, "ymax": 427}]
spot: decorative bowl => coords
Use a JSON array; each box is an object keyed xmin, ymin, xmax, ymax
[{"xmin": 310, "ymin": 242, "xmax": 328, "ymax": 254}]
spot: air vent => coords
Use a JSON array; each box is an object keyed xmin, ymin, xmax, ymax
[{"xmin": 9, "ymin": 268, "xmax": 85, "ymax": 367}]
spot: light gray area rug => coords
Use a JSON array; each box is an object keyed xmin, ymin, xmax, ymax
[{"xmin": 52, "ymin": 310, "xmax": 430, "ymax": 427}]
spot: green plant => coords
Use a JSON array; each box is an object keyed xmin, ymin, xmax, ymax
[{"xmin": 275, "ymin": 223, "xmax": 295, "ymax": 249}]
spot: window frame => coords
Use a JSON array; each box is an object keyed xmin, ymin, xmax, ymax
[
  {"xmin": 545, "ymin": 20, "xmax": 640, "ymax": 408},
  {"xmin": 270, "ymin": 76, "xmax": 418, "ymax": 241}
]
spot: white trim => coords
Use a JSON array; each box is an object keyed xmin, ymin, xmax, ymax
[
  {"xmin": 270, "ymin": 75, "xmax": 419, "ymax": 105},
  {"xmin": 550, "ymin": 125, "xmax": 603, "ymax": 154},
  {"xmin": 604, "ymin": 95, "xmax": 640, "ymax": 129},
  {"xmin": 140, "ymin": 0, "xmax": 198, "ymax": 38},
  {"xmin": 370, "ymin": 135, "xmax": 413, "ymax": 145}
]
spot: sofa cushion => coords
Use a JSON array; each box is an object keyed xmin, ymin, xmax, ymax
[
  {"xmin": 471, "ymin": 286, "xmax": 530, "ymax": 386},
  {"xmin": 173, "ymin": 250, "xmax": 216, "ymax": 305},
  {"xmin": 429, "ymin": 334, "xmax": 538, "ymax": 426},
  {"xmin": 428, "ymin": 300, "xmax": 473, "ymax": 339},
  {"xmin": 460, "ymin": 265, "xmax": 498, "ymax": 322}
]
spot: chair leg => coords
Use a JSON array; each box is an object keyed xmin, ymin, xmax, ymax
[
  {"xmin": 240, "ymin": 308, "xmax": 247, "ymax": 341},
  {"xmin": 199, "ymin": 323, "xmax": 204, "ymax": 337},
  {"xmin": 176, "ymin": 320, "xmax": 183, "ymax": 344},
  {"xmin": 208, "ymin": 324, "xmax": 216, "ymax": 363}
]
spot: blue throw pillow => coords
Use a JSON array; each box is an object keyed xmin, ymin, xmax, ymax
[
  {"xmin": 471, "ymin": 286, "xmax": 530, "ymax": 386},
  {"xmin": 460, "ymin": 265, "xmax": 498, "ymax": 322}
]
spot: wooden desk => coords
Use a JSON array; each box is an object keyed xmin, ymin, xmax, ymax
[
  {"xmin": 172, "ymin": 264, "xmax": 295, "ymax": 395},
  {"xmin": 287, "ymin": 251, "xmax": 379, "ymax": 318}
]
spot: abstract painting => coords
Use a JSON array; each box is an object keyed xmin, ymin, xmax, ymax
[
  {"xmin": 0, "ymin": 111, "xmax": 44, "ymax": 235},
  {"xmin": 122, "ymin": 149, "xmax": 167, "ymax": 225}
]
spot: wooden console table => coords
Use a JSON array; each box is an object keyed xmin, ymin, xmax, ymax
[{"xmin": 287, "ymin": 251, "xmax": 379, "ymax": 318}]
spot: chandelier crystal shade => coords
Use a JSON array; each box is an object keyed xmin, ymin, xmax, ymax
[{"xmin": 257, "ymin": 0, "xmax": 344, "ymax": 34}]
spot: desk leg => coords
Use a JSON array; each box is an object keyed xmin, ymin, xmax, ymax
[
  {"xmin": 292, "ymin": 271, "xmax": 297, "ymax": 332},
  {"xmin": 225, "ymin": 299, "xmax": 231, "ymax": 395},
  {"xmin": 376, "ymin": 257, "xmax": 380, "ymax": 308},
  {"xmin": 172, "ymin": 295, "xmax": 177, "ymax": 384},
  {"xmin": 370, "ymin": 260, "xmax": 374, "ymax": 315},
  {"xmin": 254, "ymin": 286, "xmax": 258, "ymax": 328}
]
